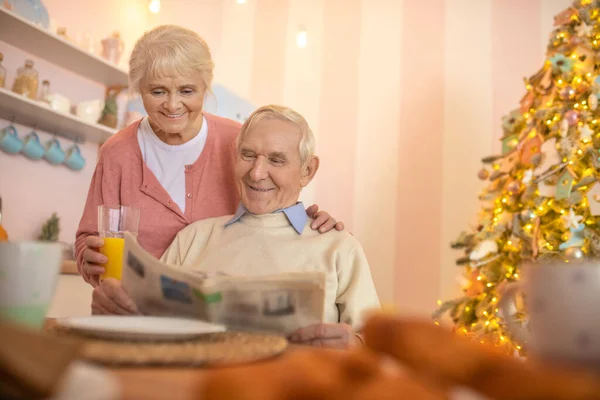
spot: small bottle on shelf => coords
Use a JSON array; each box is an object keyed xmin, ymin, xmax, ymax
[
  {"xmin": 56, "ymin": 27, "xmax": 70, "ymax": 41},
  {"xmin": 39, "ymin": 79, "xmax": 50, "ymax": 103},
  {"xmin": 0, "ymin": 53, "xmax": 6, "ymax": 89},
  {"xmin": 12, "ymin": 59, "xmax": 39, "ymax": 100}
]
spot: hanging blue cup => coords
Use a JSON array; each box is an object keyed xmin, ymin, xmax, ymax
[
  {"xmin": 0, "ymin": 125, "xmax": 24, "ymax": 154},
  {"xmin": 64, "ymin": 144, "xmax": 86, "ymax": 171},
  {"xmin": 43, "ymin": 138, "xmax": 65, "ymax": 165},
  {"xmin": 22, "ymin": 131, "xmax": 45, "ymax": 160}
]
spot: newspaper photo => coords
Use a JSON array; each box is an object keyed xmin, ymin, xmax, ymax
[{"xmin": 121, "ymin": 232, "xmax": 326, "ymax": 335}]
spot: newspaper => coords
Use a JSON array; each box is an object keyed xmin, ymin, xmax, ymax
[{"xmin": 121, "ymin": 232, "xmax": 326, "ymax": 335}]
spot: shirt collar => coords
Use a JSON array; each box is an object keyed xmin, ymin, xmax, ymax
[{"xmin": 224, "ymin": 202, "xmax": 308, "ymax": 235}]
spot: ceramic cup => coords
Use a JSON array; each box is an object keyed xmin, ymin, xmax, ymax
[
  {"xmin": 45, "ymin": 93, "xmax": 71, "ymax": 114},
  {"xmin": 0, "ymin": 241, "xmax": 62, "ymax": 329},
  {"xmin": 0, "ymin": 125, "xmax": 24, "ymax": 154},
  {"xmin": 22, "ymin": 131, "xmax": 45, "ymax": 160},
  {"xmin": 44, "ymin": 138, "xmax": 65, "ymax": 165},
  {"xmin": 64, "ymin": 144, "xmax": 86, "ymax": 171},
  {"xmin": 76, "ymin": 99, "xmax": 104, "ymax": 124},
  {"xmin": 499, "ymin": 260, "xmax": 600, "ymax": 369}
]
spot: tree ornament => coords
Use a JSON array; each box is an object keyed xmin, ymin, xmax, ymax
[
  {"xmin": 478, "ymin": 168, "xmax": 490, "ymax": 180},
  {"xmin": 519, "ymin": 133, "xmax": 543, "ymax": 166},
  {"xmin": 587, "ymin": 183, "xmax": 600, "ymax": 215},
  {"xmin": 564, "ymin": 246, "xmax": 585, "ymax": 261},
  {"xmin": 563, "ymin": 208, "xmax": 584, "ymax": 229},
  {"xmin": 522, "ymin": 170, "xmax": 534, "ymax": 184},
  {"xmin": 564, "ymin": 109, "xmax": 580, "ymax": 126},
  {"xmin": 576, "ymin": 22, "xmax": 593, "ymax": 37},
  {"xmin": 469, "ymin": 240, "xmax": 498, "ymax": 262},
  {"xmin": 560, "ymin": 85, "xmax": 577, "ymax": 100},
  {"xmin": 579, "ymin": 124, "xmax": 593, "ymax": 142},
  {"xmin": 507, "ymin": 180, "xmax": 524, "ymax": 195},
  {"xmin": 555, "ymin": 168, "xmax": 577, "ymax": 200},
  {"xmin": 534, "ymin": 138, "xmax": 561, "ymax": 175},
  {"xmin": 559, "ymin": 223, "xmax": 585, "ymax": 249},
  {"xmin": 553, "ymin": 7, "xmax": 577, "ymax": 27},
  {"xmin": 520, "ymin": 91, "xmax": 534, "ymax": 114},
  {"xmin": 502, "ymin": 134, "xmax": 519, "ymax": 154},
  {"xmin": 519, "ymin": 209, "xmax": 536, "ymax": 222},
  {"xmin": 589, "ymin": 93, "xmax": 598, "ymax": 110}
]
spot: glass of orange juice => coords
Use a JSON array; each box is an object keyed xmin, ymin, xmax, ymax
[{"xmin": 98, "ymin": 205, "xmax": 140, "ymax": 281}]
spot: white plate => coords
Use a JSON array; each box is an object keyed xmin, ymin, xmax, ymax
[{"xmin": 56, "ymin": 316, "xmax": 226, "ymax": 341}]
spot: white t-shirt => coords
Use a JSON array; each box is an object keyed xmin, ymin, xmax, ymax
[{"xmin": 137, "ymin": 117, "xmax": 208, "ymax": 213}]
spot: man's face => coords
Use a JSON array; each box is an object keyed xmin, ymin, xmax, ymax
[{"xmin": 235, "ymin": 118, "xmax": 314, "ymax": 214}]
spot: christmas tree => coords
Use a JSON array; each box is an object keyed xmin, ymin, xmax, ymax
[{"xmin": 434, "ymin": 0, "xmax": 600, "ymax": 355}]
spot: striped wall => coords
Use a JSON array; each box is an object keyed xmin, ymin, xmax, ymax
[{"xmin": 32, "ymin": 0, "xmax": 574, "ymax": 313}]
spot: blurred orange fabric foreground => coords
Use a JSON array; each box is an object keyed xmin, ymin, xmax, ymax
[{"xmin": 200, "ymin": 314, "xmax": 600, "ymax": 400}]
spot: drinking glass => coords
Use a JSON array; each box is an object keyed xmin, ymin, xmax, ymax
[{"xmin": 98, "ymin": 205, "xmax": 140, "ymax": 280}]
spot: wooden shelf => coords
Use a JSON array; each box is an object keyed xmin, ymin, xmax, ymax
[
  {"xmin": 0, "ymin": 7, "xmax": 129, "ymax": 86},
  {"xmin": 0, "ymin": 87, "xmax": 116, "ymax": 143}
]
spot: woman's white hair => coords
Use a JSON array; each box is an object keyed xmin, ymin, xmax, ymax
[
  {"xmin": 237, "ymin": 105, "xmax": 316, "ymax": 168},
  {"xmin": 129, "ymin": 25, "xmax": 214, "ymax": 94}
]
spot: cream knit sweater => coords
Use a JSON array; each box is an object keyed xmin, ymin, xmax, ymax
[{"xmin": 160, "ymin": 212, "xmax": 380, "ymax": 330}]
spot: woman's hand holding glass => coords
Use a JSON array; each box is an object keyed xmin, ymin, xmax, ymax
[
  {"xmin": 82, "ymin": 205, "xmax": 140, "ymax": 287},
  {"xmin": 82, "ymin": 236, "xmax": 107, "ymax": 287}
]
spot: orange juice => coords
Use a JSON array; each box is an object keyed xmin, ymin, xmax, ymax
[{"xmin": 100, "ymin": 237, "xmax": 125, "ymax": 280}]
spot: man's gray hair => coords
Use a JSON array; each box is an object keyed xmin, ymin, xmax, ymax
[{"xmin": 237, "ymin": 105, "xmax": 316, "ymax": 168}]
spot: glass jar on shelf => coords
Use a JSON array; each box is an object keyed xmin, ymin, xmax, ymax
[
  {"xmin": 0, "ymin": 53, "xmax": 6, "ymax": 89},
  {"xmin": 39, "ymin": 79, "xmax": 50, "ymax": 103},
  {"xmin": 101, "ymin": 31, "xmax": 124, "ymax": 65},
  {"xmin": 12, "ymin": 59, "xmax": 39, "ymax": 100}
]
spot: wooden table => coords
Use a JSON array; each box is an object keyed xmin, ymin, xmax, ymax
[
  {"xmin": 108, "ymin": 352, "xmax": 291, "ymax": 399},
  {"xmin": 111, "ymin": 367, "xmax": 204, "ymax": 399},
  {"xmin": 42, "ymin": 319, "xmax": 297, "ymax": 399}
]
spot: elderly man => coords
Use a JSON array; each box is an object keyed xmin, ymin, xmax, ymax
[{"xmin": 93, "ymin": 105, "xmax": 380, "ymax": 348}]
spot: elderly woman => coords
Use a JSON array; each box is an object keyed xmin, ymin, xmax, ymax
[{"xmin": 76, "ymin": 25, "xmax": 342, "ymax": 287}]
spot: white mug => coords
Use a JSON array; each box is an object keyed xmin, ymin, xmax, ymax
[
  {"xmin": 499, "ymin": 260, "xmax": 600, "ymax": 368},
  {"xmin": 76, "ymin": 99, "xmax": 104, "ymax": 124},
  {"xmin": 0, "ymin": 241, "xmax": 63, "ymax": 329},
  {"xmin": 45, "ymin": 93, "xmax": 71, "ymax": 114}
]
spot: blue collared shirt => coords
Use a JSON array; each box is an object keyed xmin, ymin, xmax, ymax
[{"xmin": 224, "ymin": 202, "xmax": 308, "ymax": 235}]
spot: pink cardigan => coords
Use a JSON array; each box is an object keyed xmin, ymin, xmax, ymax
[{"xmin": 75, "ymin": 114, "xmax": 241, "ymax": 282}]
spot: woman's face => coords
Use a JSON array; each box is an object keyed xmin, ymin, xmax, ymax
[{"xmin": 140, "ymin": 70, "xmax": 205, "ymax": 144}]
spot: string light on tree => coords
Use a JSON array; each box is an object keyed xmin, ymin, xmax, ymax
[{"xmin": 434, "ymin": 0, "xmax": 600, "ymax": 355}]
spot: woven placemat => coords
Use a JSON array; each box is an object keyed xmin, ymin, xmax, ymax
[{"xmin": 45, "ymin": 323, "xmax": 288, "ymax": 367}]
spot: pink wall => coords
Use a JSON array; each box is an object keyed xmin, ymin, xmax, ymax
[
  {"xmin": 250, "ymin": 0, "xmax": 289, "ymax": 106},
  {"xmin": 316, "ymin": 0, "xmax": 361, "ymax": 229},
  {"xmin": 492, "ymin": 0, "xmax": 543, "ymax": 145},
  {"xmin": 395, "ymin": 0, "xmax": 445, "ymax": 313},
  {"xmin": 0, "ymin": 0, "xmax": 575, "ymax": 314},
  {"xmin": 0, "ymin": 41, "xmax": 102, "ymax": 243}
]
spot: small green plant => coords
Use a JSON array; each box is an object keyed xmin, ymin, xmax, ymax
[{"xmin": 39, "ymin": 213, "xmax": 60, "ymax": 242}]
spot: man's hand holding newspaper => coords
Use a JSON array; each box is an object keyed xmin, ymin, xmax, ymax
[{"xmin": 121, "ymin": 232, "xmax": 327, "ymax": 335}]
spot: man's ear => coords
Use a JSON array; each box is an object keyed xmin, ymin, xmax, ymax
[{"xmin": 301, "ymin": 156, "xmax": 319, "ymax": 188}]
